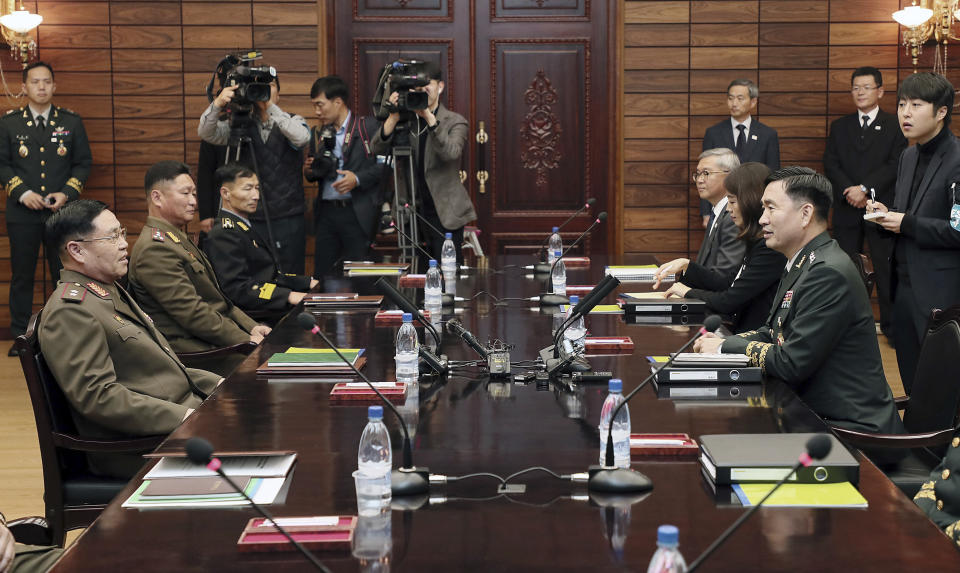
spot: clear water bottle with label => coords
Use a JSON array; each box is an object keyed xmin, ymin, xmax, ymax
[
  {"xmin": 646, "ymin": 525, "xmax": 687, "ymax": 573},
  {"xmin": 424, "ymin": 259, "xmax": 443, "ymax": 307},
  {"xmin": 563, "ymin": 295, "xmax": 586, "ymax": 352},
  {"xmin": 551, "ymin": 251, "xmax": 566, "ymax": 295},
  {"xmin": 356, "ymin": 406, "xmax": 392, "ymax": 516},
  {"xmin": 441, "ymin": 232, "xmax": 457, "ymax": 273},
  {"xmin": 598, "ymin": 379, "xmax": 631, "ymax": 469},
  {"xmin": 395, "ymin": 312, "xmax": 419, "ymax": 386},
  {"xmin": 547, "ymin": 227, "xmax": 562, "ymax": 264}
]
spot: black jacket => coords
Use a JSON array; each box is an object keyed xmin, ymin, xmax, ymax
[{"xmin": 702, "ymin": 118, "xmax": 780, "ymax": 171}]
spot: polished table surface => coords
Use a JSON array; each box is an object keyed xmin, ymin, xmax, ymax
[{"xmin": 51, "ymin": 255, "xmax": 960, "ymax": 571}]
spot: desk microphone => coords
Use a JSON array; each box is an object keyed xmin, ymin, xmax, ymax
[
  {"xmin": 588, "ymin": 315, "xmax": 723, "ymax": 493},
  {"xmin": 296, "ymin": 313, "xmax": 430, "ymax": 496},
  {"xmin": 536, "ymin": 198, "xmax": 596, "ymax": 261},
  {"xmin": 445, "ymin": 318, "xmax": 488, "ymax": 359},
  {"xmin": 534, "ymin": 211, "xmax": 607, "ymax": 275},
  {"xmin": 552, "ymin": 274, "xmax": 621, "ymax": 351},
  {"xmin": 184, "ymin": 437, "xmax": 331, "ymax": 572},
  {"xmin": 686, "ymin": 434, "xmax": 833, "ymax": 572}
]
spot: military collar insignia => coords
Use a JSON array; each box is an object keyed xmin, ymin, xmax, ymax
[
  {"xmin": 152, "ymin": 228, "xmax": 165, "ymax": 242},
  {"xmin": 795, "ymin": 254, "xmax": 807, "ymax": 270},
  {"xmin": 113, "ymin": 314, "xmax": 125, "ymax": 324},
  {"xmin": 60, "ymin": 283, "xmax": 86, "ymax": 303},
  {"xmin": 165, "ymin": 231, "xmax": 181, "ymax": 244},
  {"xmin": 809, "ymin": 252, "xmax": 816, "ymax": 263},
  {"xmin": 236, "ymin": 220, "xmax": 250, "ymax": 232},
  {"xmin": 222, "ymin": 218, "xmax": 234, "ymax": 229},
  {"xmin": 85, "ymin": 282, "xmax": 110, "ymax": 299}
]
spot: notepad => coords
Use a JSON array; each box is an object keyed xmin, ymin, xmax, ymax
[{"xmin": 732, "ymin": 481, "xmax": 868, "ymax": 508}]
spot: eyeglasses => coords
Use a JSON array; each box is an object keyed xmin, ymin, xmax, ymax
[
  {"xmin": 692, "ymin": 170, "xmax": 730, "ymax": 182},
  {"xmin": 851, "ymin": 86, "xmax": 878, "ymax": 94},
  {"xmin": 75, "ymin": 227, "xmax": 127, "ymax": 244}
]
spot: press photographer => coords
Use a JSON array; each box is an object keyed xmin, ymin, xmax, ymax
[
  {"xmin": 371, "ymin": 60, "xmax": 476, "ymax": 264},
  {"xmin": 305, "ymin": 75, "xmax": 384, "ymax": 276},
  {"xmin": 197, "ymin": 52, "xmax": 310, "ymax": 274}
]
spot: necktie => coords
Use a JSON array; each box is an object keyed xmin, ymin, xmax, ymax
[
  {"xmin": 862, "ymin": 115, "xmax": 870, "ymax": 130},
  {"xmin": 706, "ymin": 209, "xmax": 717, "ymax": 237},
  {"xmin": 36, "ymin": 115, "xmax": 44, "ymax": 131},
  {"xmin": 735, "ymin": 124, "xmax": 746, "ymax": 159}
]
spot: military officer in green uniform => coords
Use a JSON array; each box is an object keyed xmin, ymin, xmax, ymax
[
  {"xmin": 39, "ymin": 200, "xmax": 222, "ymax": 478},
  {"xmin": 0, "ymin": 62, "xmax": 91, "ymax": 343},
  {"xmin": 915, "ymin": 432, "xmax": 960, "ymax": 547},
  {"xmin": 202, "ymin": 164, "xmax": 316, "ymax": 312},
  {"xmin": 696, "ymin": 168, "xmax": 904, "ymax": 441},
  {"xmin": 128, "ymin": 161, "xmax": 270, "ymax": 357}
]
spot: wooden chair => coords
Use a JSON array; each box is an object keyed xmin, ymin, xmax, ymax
[
  {"xmin": 15, "ymin": 311, "xmax": 164, "ymax": 546},
  {"xmin": 830, "ymin": 306, "xmax": 960, "ymax": 497}
]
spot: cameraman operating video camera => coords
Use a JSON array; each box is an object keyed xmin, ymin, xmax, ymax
[
  {"xmin": 197, "ymin": 61, "xmax": 310, "ymax": 274},
  {"xmin": 371, "ymin": 61, "xmax": 476, "ymax": 264},
  {"xmin": 305, "ymin": 75, "xmax": 384, "ymax": 276}
]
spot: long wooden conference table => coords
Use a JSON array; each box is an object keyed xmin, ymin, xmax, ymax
[{"xmin": 51, "ymin": 255, "xmax": 960, "ymax": 571}]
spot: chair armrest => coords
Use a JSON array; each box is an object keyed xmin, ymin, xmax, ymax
[
  {"xmin": 894, "ymin": 395, "xmax": 910, "ymax": 410},
  {"xmin": 176, "ymin": 341, "xmax": 258, "ymax": 360},
  {"xmin": 7, "ymin": 516, "xmax": 53, "ymax": 546},
  {"xmin": 50, "ymin": 432, "xmax": 164, "ymax": 453},
  {"xmin": 830, "ymin": 424, "xmax": 957, "ymax": 448}
]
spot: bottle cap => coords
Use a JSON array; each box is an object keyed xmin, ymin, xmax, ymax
[
  {"xmin": 552, "ymin": 226, "xmax": 559, "ymax": 233},
  {"xmin": 401, "ymin": 312, "xmax": 413, "ymax": 323},
  {"xmin": 657, "ymin": 524, "xmax": 679, "ymax": 545},
  {"xmin": 608, "ymin": 378, "xmax": 622, "ymax": 392},
  {"xmin": 445, "ymin": 232, "xmax": 453, "ymax": 239},
  {"xmin": 569, "ymin": 295, "xmax": 579, "ymax": 304},
  {"xmin": 367, "ymin": 405, "xmax": 384, "ymax": 419},
  {"xmin": 429, "ymin": 259, "xmax": 438, "ymax": 268},
  {"xmin": 554, "ymin": 250, "xmax": 562, "ymax": 257}
]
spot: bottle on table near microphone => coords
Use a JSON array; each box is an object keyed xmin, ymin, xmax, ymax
[
  {"xmin": 395, "ymin": 313, "xmax": 419, "ymax": 390},
  {"xmin": 355, "ymin": 405, "xmax": 392, "ymax": 516},
  {"xmin": 551, "ymin": 251, "xmax": 566, "ymax": 295},
  {"xmin": 548, "ymin": 227, "xmax": 562, "ymax": 265},
  {"xmin": 424, "ymin": 260, "xmax": 443, "ymax": 308},
  {"xmin": 599, "ymin": 379, "xmax": 631, "ymax": 469}
]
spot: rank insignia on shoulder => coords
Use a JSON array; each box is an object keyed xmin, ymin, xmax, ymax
[
  {"xmin": 781, "ymin": 290, "xmax": 793, "ymax": 309},
  {"xmin": 222, "ymin": 218, "xmax": 234, "ymax": 229},
  {"xmin": 85, "ymin": 282, "xmax": 110, "ymax": 299},
  {"xmin": 60, "ymin": 283, "xmax": 86, "ymax": 303},
  {"xmin": 236, "ymin": 221, "xmax": 250, "ymax": 232},
  {"xmin": 113, "ymin": 315, "xmax": 124, "ymax": 325},
  {"xmin": 165, "ymin": 231, "xmax": 181, "ymax": 244},
  {"xmin": 151, "ymin": 228, "xmax": 165, "ymax": 242}
]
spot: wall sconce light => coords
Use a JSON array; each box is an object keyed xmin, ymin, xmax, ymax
[
  {"xmin": 0, "ymin": 0, "xmax": 42, "ymax": 68},
  {"xmin": 892, "ymin": 0, "xmax": 960, "ymax": 74}
]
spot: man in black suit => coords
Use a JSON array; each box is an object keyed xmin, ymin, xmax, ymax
[
  {"xmin": 696, "ymin": 168, "xmax": 904, "ymax": 440},
  {"xmin": 868, "ymin": 72, "xmax": 960, "ymax": 394},
  {"xmin": 305, "ymin": 75, "xmax": 385, "ymax": 276},
  {"xmin": 823, "ymin": 67, "xmax": 906, "ymax": 340},
  {"xmin": 691, "ymin": 148, "xmax": 745, "ymax": 282},
  {"xmin": 701, "ymin": 78, "xmax": 780, "ymax": 225}
]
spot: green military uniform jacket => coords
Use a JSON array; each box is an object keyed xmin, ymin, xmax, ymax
[
  {"xmin": 722, "ymin": 232, "xmax": 903, "ymax": 435},
  {"xmin": 128, "ymin": 216, "xmax": 258, "ymax": 353},
  {"xmin": 202, "ymin": 210, "xmax": 312, "ymax": 311},
  {"xmin": 38, "ymin": 270, "xmax": 220, "ymax": 476},
  {"xmin": 0, "ymin": 105, "xmax": 92, "ymax": 223},
  {"xmin": 915, "ymin": 432, "xmax": 960, "ymax": 547}
]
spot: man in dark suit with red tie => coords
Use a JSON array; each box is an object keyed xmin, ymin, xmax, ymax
[
  {"xmin": 701, "ymin": 79, "xmax": 780, "ymax": 224},
  {"xmin": 823, "ymin": 66, "xmax": 907, "ymax": 340}
]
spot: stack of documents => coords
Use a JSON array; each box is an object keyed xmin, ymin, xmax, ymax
[
  {"xmin": 256, "ymin": 347, "xmax": 366, "ymax": 375},
  {"xmin": 343, "ymin": 262, "xmax": 409, "ymax": 277},
  {"xmin": 302, "ymin": 293, "xmax": 383, "ymax": 308},
  {"xmin": 604, "ymin": 265, "xmax": 672, "ymax": 282}
]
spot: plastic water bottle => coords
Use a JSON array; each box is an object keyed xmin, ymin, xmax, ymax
[
  {"xmin": 547, "ymin": 227, "xmax": 562, "ymax": 264},
  {"xmin": 424, "ymin": 259, "xmax": 443, "ymax": 307},
  {"xmin": 598, "ymin": 379, "xmax": 631, "ymax": 469},
  {"xmin": 551, "ymin": 251, "xmax": 566, "ymax": 295},
  {"xmin": 395, "ymin": 313, "xmax": 419, "ymax": 386},
  {"xmin": 441, "ymin": 232, "xmax": 457, "ymax": 274},
  {"xmin": 356, "ymin": 406, "xmax": 392, "ymax": 516},
  {"xmin": 563, "ymin": 295, "xmax": 586, "ymax": 352},
  {"xmin": 647, "ymin": 525, "xmax": 687, "ymax": 573}
]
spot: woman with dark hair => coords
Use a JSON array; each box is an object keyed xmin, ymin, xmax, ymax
[{"xmin": 653, "ymin": 162, "xmax": 786, "ymax": 332}]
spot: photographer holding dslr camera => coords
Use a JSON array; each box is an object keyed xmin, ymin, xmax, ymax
[
  {"xmin": 305, "ymin": 75, "xmax": 384, "ymax": 276},
  {"xmin": 371, "ymin": 60, "xmax": 476, "ymax": 264},
  {"xmin": 197, "ymin": 54, "xmax": 310, "ymax": 274}
]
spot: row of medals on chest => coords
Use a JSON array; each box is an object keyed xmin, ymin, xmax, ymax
[{"xmin": 18, "ymin": 118, "xmax": 68, "ymax": 158}]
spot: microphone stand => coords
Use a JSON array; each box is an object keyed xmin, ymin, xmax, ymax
[
  {"xmin": 298, "ymin": 313, "xmax": 430, "ymax": 496},
  {"xmin": 388, "ymin": 221, "xmax": 457, "ymax": 307},
  {"xmin": 536, "ymin": 198, "xmax": 596, "ymax": 262},
  {"xmin": 587, "ymin": 316, "xmax": 722, "ymax": 493},
  {"xmin": 375, "ymin": 277, "xmax": 442, "ymax": 346},
  {"xmin": 534, "ymin": 212, "xmax": 606, "ymax": 275},
  {"xmin": 541, "ymin": 275, "xmax": 622, "ymax": 375}
]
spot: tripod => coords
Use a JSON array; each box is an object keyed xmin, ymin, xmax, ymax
[{"xmin": 389, "ymin": 119, "xmax": 422, "ymax": 267}]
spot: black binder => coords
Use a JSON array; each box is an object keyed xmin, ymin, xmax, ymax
[
  {"xmin": 699, "ymin": 433, "xmax": 859, "ymax": 486},
  {"xmin": 654, "ymin": 366, "xmax": 762, "ymax": 383},
  {"xmin": 652, "ymin": 378, "xmax": 762, "ymax": 401},
  {"xmin": 622, "ymin": 313, "xmax": 706, "ymax": 326},
  {"xmin": 619, "ymin": 295, "xmax": 707, "ymax": 315}
]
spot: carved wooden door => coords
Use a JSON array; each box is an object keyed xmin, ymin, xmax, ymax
[{"xmin": 332, "ymin": 1, "xmax": 614, "ymax": 255}]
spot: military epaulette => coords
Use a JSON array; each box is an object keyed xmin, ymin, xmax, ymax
[
  {"xmin": 151, "ymin": 228, "xmax": 165, "ymax": 242},
  {"xmin": 236, "ymin": 220, "xmax": 250, "ymax": 232},
  {"xmin": 60, "ymin": 283, "xmax": 86, "ymax": 303},
  {"xmin": 2, "ymin": 108, "xmax": 18, "ymax": 116},
  {"xmin": 221, "ymin": 217, "xmax": 234, "ymax": 229},
  {"xmin": 55, "ymin": 106, "xmax": 78, "ymax": 116},
  {"xmin": 85, "ymin": 282, "xmax": 110, "ymax": 299}
]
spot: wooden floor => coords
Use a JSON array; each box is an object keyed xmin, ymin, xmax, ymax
[{"xmin": 0, "ymin": 333, "xmax": 903, "ymax": 546}]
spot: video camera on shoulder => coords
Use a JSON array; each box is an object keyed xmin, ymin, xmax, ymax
[
  {"xmin": 207, "ymin": 51, "xmax": 277, "ymax": 119},
  {"xmin": 372, "ymin": 60, "xmax": 432, "ymax": 121},
  {"xmin": 311, "ymin": 125, "xmax": 338, "ymax": 181}
]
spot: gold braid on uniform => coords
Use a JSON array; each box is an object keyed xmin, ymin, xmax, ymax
[
  {"xmin": 745, "ymin": 341, "xmax": 772, "ymax": 370},
  {"xmin": 66, "ymin": 177, "xmax": 84, "ymax": 193},
  {"xmin": 914, "ymin": 480, "xmax": 937, "ymax": 501},
  {"xmin": 946, "ymin": 521, "xmax": 960, "ymax": 546},
  {"xmin": 5, "ymin": 175, "xmax": 23, "ymax": 195}
]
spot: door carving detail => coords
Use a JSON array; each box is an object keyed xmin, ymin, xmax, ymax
[{"xmin": 520, "ymin": 70, "xmax": 562, "ymax": 190}]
